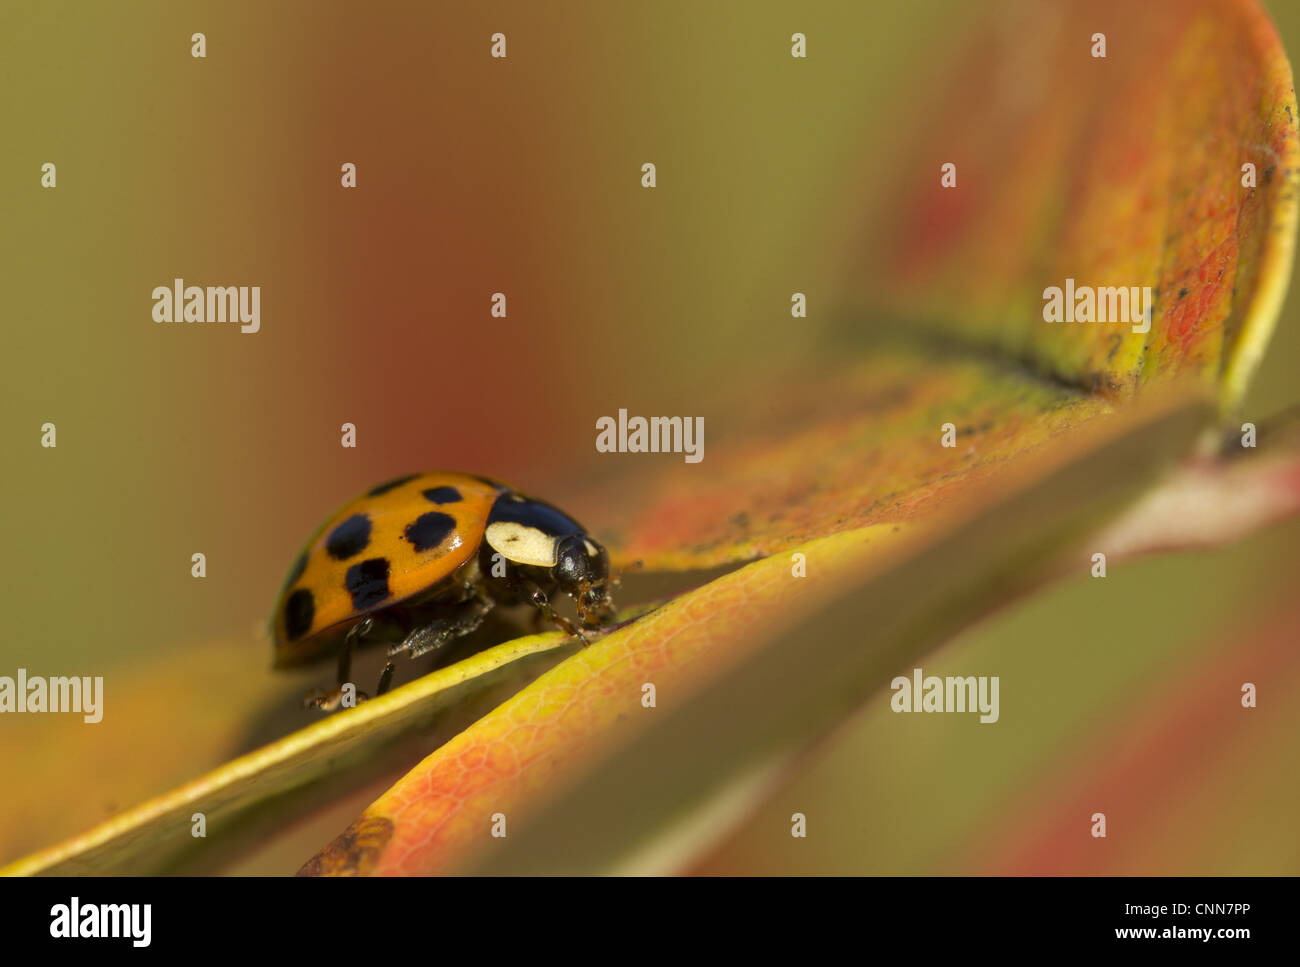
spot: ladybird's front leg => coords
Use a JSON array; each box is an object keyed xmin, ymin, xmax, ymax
[{"xmin": 518, "ymin": 578, "xmax": 589, "ymax": 645}]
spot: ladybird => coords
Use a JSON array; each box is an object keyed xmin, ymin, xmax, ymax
[{"xmin": 271, "ymin": 472, "xmax": 616, "ymax": 710}]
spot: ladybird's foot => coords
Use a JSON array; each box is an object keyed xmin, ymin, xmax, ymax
[
  {"xmin": 302, "ymin": 688, "xmax": 337, "ymax": 711},
  {"xmin": 519, "ymin": 580, "xmax": 591, "ymax": 644},
  {"xmin": 550, "ymin": 608, "xmax": 590, "ymax": 646},
  {"xmin": 301, "ymin": 686, "xmax": 371, "ymax": 711}
]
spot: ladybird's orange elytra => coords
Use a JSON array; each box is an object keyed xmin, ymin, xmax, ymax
[{"xmin": 271, "ymin": 472, "xmax": 507, "ymax": 666}]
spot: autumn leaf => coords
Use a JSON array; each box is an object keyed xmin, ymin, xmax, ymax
[
  {"xmin": 585, "ymin": 0, "xmax": 1299, "ymax": 573},
  {"xmin": 290, "ymin": 0, "xmax": 1299, "ymax": 875},
  {"xmin": 0, "ymin": 629, "xmax": 576, "ymax": 874},
  {"xmin": 306, "ymin": 389, "xmax": 1215, "ymax": 874},
  {"xmin": 7, "ymin": 0, "xmax": 1298, "ymax": 877}
]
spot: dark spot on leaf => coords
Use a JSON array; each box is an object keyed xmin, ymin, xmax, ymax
[{"xmin": 296, "ymin": 816, "xmax": 395, "ymax": 876}]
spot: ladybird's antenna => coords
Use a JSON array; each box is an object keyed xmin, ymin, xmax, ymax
[{"xmin": 608, "ymin": 557, "xmax": 645, "ymax": 590}]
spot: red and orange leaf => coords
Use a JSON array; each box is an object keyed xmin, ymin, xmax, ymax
[
  {"xmin": 298, "ymin": 0, "xmax": 1299, "ymax": 875},
  {"xmin": 589, "ymin": 0, "xmax": 1298, "ymax": 573},
  {"xmin": 304, "ymin": 389, "xmax": 1219, "ymax": 874},
  {"xmin": 842, "ymin": 0, "xmax": 1299, "ymax": 409},
  {"xmin": 590, "ymin": 351, "xmax": 1113, "ymax": 571},
  {"xmin": 6, "ymin": 0, "xmax": 1297, "ymax": 878}
]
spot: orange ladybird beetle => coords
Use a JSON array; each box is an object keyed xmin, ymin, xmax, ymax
[{"xmin": 271, "ymin": 472, "xmax": 616, "ymax": 710}]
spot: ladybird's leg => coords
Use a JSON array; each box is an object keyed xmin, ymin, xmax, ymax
[
  {"xmin": 528, "ymin": 606, "xmax": 548, "ymax": 634},
  {"xmin": 375, "ymin": 660, "xmax": 395, "ymax": 697},
  {"xmin": 303, "ymin": 616, "xmax": 374, "ymax": 710},
  {"xmin": 517, "ymin": 578, "xmax": 590, "ymax": 645},
  {"xmin": 335, "ymin": 616, "xmax": 373, "ymax": 691},
  {"xmin": 387, "ymin": 592, "xmax": 495, "ymax": 665}
]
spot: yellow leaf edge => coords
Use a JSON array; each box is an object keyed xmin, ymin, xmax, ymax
[{"xmin": 0, "ymin": 629, "xmax": 585, "ymax": 876}]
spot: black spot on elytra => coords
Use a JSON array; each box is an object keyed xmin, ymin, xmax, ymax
[
  {"xmin": 345, "ymin": 558, "xmax": 391, "ymax": 610},
  {"xmin": 422, "ymin": 485, "xmax": 462, "ymax": 505},
  {"xmin": 368, "ymin": 474, "xmax": 419, "ymax": 497},
  {"xmin": 326, "ymin": 513, "xmax": 372, "ymax": 560},
  {"xmin": 404, "ymin": 511, "xmax": 457, "ymax": 552},
  {"xmin": 285, "ymin": 588, "xmax": 315, "ymax": 641},
  {"xmin": 1178, "ymin": 287, "xmax": 1190, "ymax": 299}
]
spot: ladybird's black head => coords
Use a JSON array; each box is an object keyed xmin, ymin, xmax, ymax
[{"xmin": 553, "ymin": 534, "xmax": 615, "ymax": 627}]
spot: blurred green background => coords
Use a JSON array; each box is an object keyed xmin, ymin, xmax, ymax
[{"xmin": 0, "ymin": 0, "xmax": 1296, "ymax": 872}]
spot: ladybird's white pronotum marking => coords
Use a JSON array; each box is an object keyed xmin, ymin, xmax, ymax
[{"xmin": 485, "ymin": 521, "xmax": 558, "ymax": 567}]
